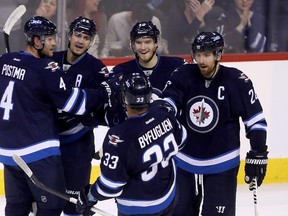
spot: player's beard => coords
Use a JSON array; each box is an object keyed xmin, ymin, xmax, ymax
[
  {"xmin": 138, "ymin": 47, "xmax": 157, "ymax": 64},
  {"xmin": 198, "ymin": 61, "xmax": 218, "ymax": 80},
  {"xmin": 40, "ymin": 45, "xmax": 54, "ymax": 58},
  {"xmin": 199, "ymin": 62, "xmax": 217, "ymax": 79}
]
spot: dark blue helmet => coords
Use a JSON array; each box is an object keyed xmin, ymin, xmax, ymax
[
  {"xmin": 130, "ymin": 21, "xmax": 160, "ymax": 43},
  {"xmin": 192, "ymin": 32, "xmax": 224, "ymax": 54},
  {"xmin": 121, "ymin": 73, "xmax": 152, "ymax": 108},
  {"xmin": 24, "ymin": 16, "xmax": 57, "ymax": 43},
  {"xmin": 69, "ymin": 16, "xmax": 97, "ymax": 37}
]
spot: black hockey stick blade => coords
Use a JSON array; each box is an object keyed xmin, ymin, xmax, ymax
[
  {"xmin": 3, "ymin": 5, "xmax": 26, "ymax": 53},
  {"xmin": 12, "ymin": 154, "xmax": 115, "ymax": 216},
  {"xmin": 4, "ymin": 33, "xmax": 10, "ymax": 53}
]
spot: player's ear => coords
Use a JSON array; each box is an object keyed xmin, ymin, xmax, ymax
[
  {"xmin": 34, "ymin": 36, "xmax": 43, "ymax": 49},
  {"xmin": 130, "ymin": 41, "xmax": 136, "ymax": 53},
  {"xmin": 215, "ymin": 51, "xmax": 223, "ymax": 61}
]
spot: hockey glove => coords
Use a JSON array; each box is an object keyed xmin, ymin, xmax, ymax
[
  {"xmin": 100, "ymin": 81, "xmax": 113, "ymax": 108},
  {"xmin": 102, "ymin": 75, "xmax": 127, "ymax": 126},
  {"xmin": 76, "ymin": 184, "xmax": 97, "ymax": 216},
  {"xmin": 100, "ymin": 74, "xmax": 123, "ymax": 108},
  {"xmin": 77, "ymin": 109, "xmax": 107, "ymax": 129},
  {"xmin": 244, "ymin": 149, "xmax": 268, "ymax": 190}
]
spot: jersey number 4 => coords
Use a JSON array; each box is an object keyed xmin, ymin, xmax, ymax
[{"xmin": 0, "ymin": 81, "xmax": 14, "ymax": 120}]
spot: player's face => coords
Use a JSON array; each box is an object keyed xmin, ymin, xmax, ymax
[
  {"xmin": 69, "ymin": 31, "xmax": 92, "ymax": 56},
  {"xmin": 37, "ymin": 0, "xmax": 57, "ymax": 19},
  {"xmin": 41, "ymin": 35, "xmax": 57, "ymax": 57},
  {"xmin": 234, "ymin": 0, "xmax": 254, "ymax": 11},
  {"xmin": 194, "ymin": 51, "xmax": 217, "ymax": 78},
  {"xmin": 85, "ymin": 0, "xmax": 101, "ymax": 12},
  {"xmin": 133, "ymin": 37, "xmax": 157, "ymax": 63}
]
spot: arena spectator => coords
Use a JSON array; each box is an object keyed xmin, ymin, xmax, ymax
[
  {"xmin": 67, "ymin": 0, "xmax": 107, "ymax": 57},
  {"xmin": 165, "ymin": 0, "xmax": 215, "ymax": 55},
  {"xmin": 100, "ymin": 0, "xmax": 165, "ymax": 57},
  {"xmin": 223, "ymin": 0, "xmax": 267, "ymax": 53}
]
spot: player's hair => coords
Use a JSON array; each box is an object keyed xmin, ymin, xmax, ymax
[
  {"xmin": 121, "ymin": 73, "xmax": 152, "ymax": 108},
  {"xmin": 24, "ymin": 16, "xmax": 57, "ymax": 44},
  {"xmin": 130, "ymin": 21, "xmax": 160, "ymax": 43},
  {"xmin": 68, "ymin": 16, "xmax": 97, "ymax": 38},
  {"xmin": 192, "ymin": 31, "xmax": 224, "ymax": 56}
]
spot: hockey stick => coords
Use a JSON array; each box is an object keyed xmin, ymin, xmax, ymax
[
  {"xmin": 3, "ymin": 5, "xmax": 26, "ymax": 53},
  {"xmin": 251, "ymin": 177, "xmax": 259, "ymax": 216},
  {"xmin": 12, "ymin": 154, "xmax": 115, "ymax": 216}
]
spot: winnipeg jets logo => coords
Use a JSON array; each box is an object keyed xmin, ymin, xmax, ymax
[
  {"xmin": 108, "ymin": 134, "xmax": 124, "ymax": 146},
  {"xmin": 31, "ymin": 20, "xmax": 42, "ymax": 24},
  {"xmin": 239, "ymin": 72, "xmax": 250, "ymax": 82},
  {"xmin": 45, "ymin": 61, "xmax": 60, "ymax": 72},
  {"xmin": 143, "ymin": 69, "xmax": 153, "ymax": 77},
  {"xmin": 62, "ymin": 64, "xmax": 71, "ymax": 72},
  {"xmin": 186, "ymin": 95, "xmax": 219, "ymax": 133},
  {"xmin": 193, "ymin": 99, "xmax": 210, "ymax": 125},
  {"xmin": 99, "ymin": 66, "xmax": 110, "ymax": 77}
]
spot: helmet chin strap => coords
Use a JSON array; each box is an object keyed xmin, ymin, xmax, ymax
[
  {"xmin": 36, "ymin": 43, "xmax": 45, "ymax": 57},
  {"xmin": 206, "ymin": 51, "xmax": 222, "ymax": 80}
]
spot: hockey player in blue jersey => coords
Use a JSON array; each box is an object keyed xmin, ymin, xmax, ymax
[
  {"xmin": 76, "ymin": 73, "xmax": 187, "ymax": 216},
  {"xmin": 107, "ymin": 21, "xmax": 188, "ymax": 126},
  {"xmin": 161, "ymin": 32, "xmax": 268, "ymax": 216},
  {"xmin": 0, "ymin": 16, "xmax": 113, "ymax": 216},
  {"xmin": 52, "ymin": 16, "xmax": 110, "ymax": 216}
]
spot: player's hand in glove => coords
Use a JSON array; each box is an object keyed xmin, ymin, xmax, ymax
[
  {"xmin": 102, "ymin": 74, "xmax": 126, "ymax": 126},
  {"xmin": 76, "ymin": 184, "xmax": 97, "ymax": 216},
  {"xmin": 109, "ymin": 73, "xmax": 123, "ymax": 93},
  {"xmin": 244, "ymin": 146, "xmax": 268, "ymax": 190},
  {"xmin": 100, "ymin": 81, "xmax": 114, "ymax": 108},
  {"xmin": 100, "ymin": 73, "xmax": 123, "ymax": 108}
]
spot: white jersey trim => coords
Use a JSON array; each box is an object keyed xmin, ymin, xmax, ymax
[
  {"xmin": 116, "ymin": 160, "xmax": 176, "ymax": 207},
  {"xmin": 0, "ymin": 139, "xmax": 60, "ymax": 156},
  {"xmin": 176, "ymin": 148, "xmax": 240, "ymax": 166}
]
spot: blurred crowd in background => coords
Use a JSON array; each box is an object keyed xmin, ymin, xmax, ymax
[{"xmin": 0, "ymin": 0, "xmax": 287, "ymax": 57}]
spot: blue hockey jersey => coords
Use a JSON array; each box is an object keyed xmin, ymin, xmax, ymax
[
  {"xmin": 0, "ymin": 52, "xmax": 107, "ymax": 166},
  {"xmin": 52, "ymin": 51, "xmax": 109, "ymax": 143},
  {"xmin": 111, "ymin": 55, "xmax": 188, "ymax": 97},
  {"xmin": 107, "ymin": 55, "xmax": 188, "ymax": 126},
  {"xmin": 90, "ymin": 105, "xmax": 187, "ymax": 215},
  {"xmin": 162, "ymin": 64, "xmax": 267, "ymax": 174}
]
